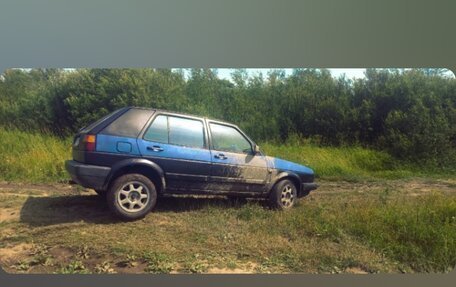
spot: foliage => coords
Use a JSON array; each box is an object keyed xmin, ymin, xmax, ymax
[{"xmin": 57, "ymin": 260, "xmax": 90, "ymax": 274}]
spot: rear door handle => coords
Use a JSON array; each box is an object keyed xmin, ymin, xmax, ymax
[
  {"xmin": 214, "ymin": 153, "xmax": 227, "ymax": 160},
  {"xmin": 147, "ymin": 145, "xmax": 164, "ymax": 152}
]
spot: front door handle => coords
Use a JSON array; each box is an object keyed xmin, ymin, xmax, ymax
[
  {"xmin": 147, "ymin": 145, "xmax": 164, "ymax": 152},
  {"xmin": 214, "ymin": 153, "xmax": 227, "ymax": 160}
]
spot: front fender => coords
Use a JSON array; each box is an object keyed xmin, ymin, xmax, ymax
[{"xmin": 267, "ymin": 171, "xmax": 302, "ymax": 195}]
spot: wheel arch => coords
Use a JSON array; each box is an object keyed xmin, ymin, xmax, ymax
[
  {"xmin": 268, "ymin": 171, "xmax": 302, "ymax": 196},
  {"xmin": 102, "ymin": 158, "xmax": 166, "ymax": 194}
]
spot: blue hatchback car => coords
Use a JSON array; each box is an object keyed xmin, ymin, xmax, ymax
[{"xmin": 66, "ymin": 107, "xmax": 318, "ymax": 220}]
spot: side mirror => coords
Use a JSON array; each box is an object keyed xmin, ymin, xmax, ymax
[{"xmin": 253, "ymin": 144, "xmax": 261, "ymax": 155}]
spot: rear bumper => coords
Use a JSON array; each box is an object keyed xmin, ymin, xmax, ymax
[
  {"xmin": 299, "ymin": 182, "xmax": 319, "ymax": 197},
  {"xmin": 65, "ymin": 160, "xmax": 111, "ymax": 190}
]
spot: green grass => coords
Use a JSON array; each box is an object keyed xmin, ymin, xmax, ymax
[
  {"xmin": 0, "ymin": 128, "xmax": 453, "ymax": 183},
  {"xmin": 261, "ymin": 142, "xmax": 452, "ymax": 181},
  {"xmin": 340, "ymin": 192, "xmax": 456, "ymax": 272},
  {"xmin": 0, "ymin": 128, "xmax": 71, "ymax": 183}
]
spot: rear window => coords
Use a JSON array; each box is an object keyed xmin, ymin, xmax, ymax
[
  {"xmin": 101, "ymin": 108, "xmax": 154, "ymax": 138},
  {"xmin": 79, "ymin": 109, "xmax": 122, "ymax": 133}
]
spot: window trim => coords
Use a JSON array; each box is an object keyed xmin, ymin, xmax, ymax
[
  {"xmin": 141, "ymin": 112, "xmax": 208, "ymax": 150},
  {"xmin": 207, "ymin": 121, "xmax": 254, "ymax": 155}
]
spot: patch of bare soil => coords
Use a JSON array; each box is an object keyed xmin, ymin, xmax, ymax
[
  {"xmin": 206, "ymin": 267, "xmax": 254, "ymax": 274},
  {"xmin": 401, "ymin": 179, "xmax": 455, "ymax": 195},
  {"xmin": 0, "ymin": 207, "xmax": 20, "ymax": 222},
  {"xmin": 206, "ymin": 262, "xmax": 258, "ymax": 274},
  {"xmin": 0, "ymin": 181, "xmax": 84, "ymax": 197},
  {"xmin": 318, "ymin": 179, "xmax": 456, "ymax": 196},
  {"xmin": 48, "ymin": 246, "xmax": 74, "ymax": 262},
  {"xmin": 0, "ymin": 243, "xmax": 33, "ymax": 261},
  {"xmin": 115, "ymin": 261, "xmax": 148, "ymax": 274},
  {"xmin": 345, "ymin": 267, "xmax": 368, "ymax": 274}
]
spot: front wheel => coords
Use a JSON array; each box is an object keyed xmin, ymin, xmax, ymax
[
  {"xmin": 107, "ymin": 174, "xmax": 157, "ymax": 220},
  {"xmin": 269, "ymin": 179, "xmax": 298, "ymax": 210}
]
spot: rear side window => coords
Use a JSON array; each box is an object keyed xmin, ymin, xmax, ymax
[
  {"xmin": 144, "ymin": 115, "xmax": 168, "ymax": 143},
  {"xmin": 144, "ymin": 115, "xmax": 205, "ymax": 148},
  {"xmin": 101, "ymin": 108, "xmax": 154, "ymax": 138},
  {"xmin": 169, "ymin": 116, "xmax": 204, "ymax": 148}
]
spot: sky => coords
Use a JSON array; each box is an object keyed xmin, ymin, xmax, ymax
[
  {"xmin": 212, "ymin": 68, "xmax": 454, "ymax": 82},
  {"xmin": 14, "ymin": 68, "xmax": 455, "ymax": 81},
  {"xmin": 215, "ymin": 68, "xmax": 367, "ymax": 81}
]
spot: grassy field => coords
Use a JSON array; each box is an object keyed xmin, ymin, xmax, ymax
[
  {"xmin": 261, "ymin": 142, "xmax": 454, "ymax": 181},
  {"xmin": 0, "ymin": 128, "xmax": 453, "ymax": 183},
  {"xmin": 0, "ymin": 129, "xmax": 71, "ymax": 183},
  {"xmin": 0, "ymin": 128, "xmax": 455, "ymax": 274}
]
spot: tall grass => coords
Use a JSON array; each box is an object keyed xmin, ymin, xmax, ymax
[
  {"xmin": 0, "ymin": 128, "xmax": 451, "ymax": 183},
  {"xmin": 340, "ymin": 192, "xmax": 456, "ymax": 272},
  {"xmin": 0, "ymin": 128, "xmax": 71, "ymax": 182},
  {"xmin": 261, "ymin": 139, "xmax": 450, "ymax": 181}
]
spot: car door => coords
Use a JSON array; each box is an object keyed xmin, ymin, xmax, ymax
[
  {"xmin": 208, "ymin": 121, "xmax": 270, "ymax": 193},
  {"xmin": 137, "ymin": 113, "xmax": 212, "ymax": 193}
]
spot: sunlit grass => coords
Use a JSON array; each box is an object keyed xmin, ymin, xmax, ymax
[
  {"xmin": 0, "ymin": 128, "xmax": 71, "ymax": 182},
  {"xmin": 0, "ymin": 128, "xmax": 452, "ymax": 183},
  {"xmin": 261, "ymin": 141, "xmax": 450, "ymax": 181}
]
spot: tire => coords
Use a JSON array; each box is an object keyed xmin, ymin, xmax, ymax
[
  {"xmin": 107, "ymin": 174, "xmax": 157, "ymax": 220},
  {"xmin": 269, "ymin": 179, "xmax": 298, "ymax": 210}
]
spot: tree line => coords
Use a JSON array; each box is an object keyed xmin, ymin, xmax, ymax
[{"xmin": 0, "ymin": 68, "xmax": 455, "ymax": 166}]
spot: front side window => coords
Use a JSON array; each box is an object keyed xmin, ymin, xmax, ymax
[
  {"xmin": 209, "ymin": 123, "xmax": 252, "ymax": 153},
  {"xmin": 144, "ymin": 115, "xmax": 205, "ymax": 148}
]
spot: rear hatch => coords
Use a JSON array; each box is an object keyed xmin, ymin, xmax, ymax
[{"xmin": 72, "ymin": 108, "xmax": 130, "ymax": 163}]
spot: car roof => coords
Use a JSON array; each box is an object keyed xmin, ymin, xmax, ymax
[
  {"xmin": 127, "ymin": 106, "xmax": 257, "ymax": 146},
  {"xmin": 128, "ymin": 106, "xmax": 235, "ymax": 127}
]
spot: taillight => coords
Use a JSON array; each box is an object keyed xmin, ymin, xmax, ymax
[{"xmin": 83, "ymin": 134, "xmax": 96, "ymax": 151}]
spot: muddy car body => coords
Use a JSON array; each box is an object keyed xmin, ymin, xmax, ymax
[{"xmin": 66, "ymin": 107, "xmax": 318, "ymax": 220}]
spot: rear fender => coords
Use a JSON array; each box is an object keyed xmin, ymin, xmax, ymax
[{"xmin": 102, "ymin": 158, "xmax": 166, "ymax": 192}]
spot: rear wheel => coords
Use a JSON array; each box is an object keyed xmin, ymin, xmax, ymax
[
  {"xmin": 269, "ymin": 179, "xmax": 297, "ymax": 210},
  {"xmin": 107, "ymin": 174, "xmax": 157, "ymax": 220}
]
